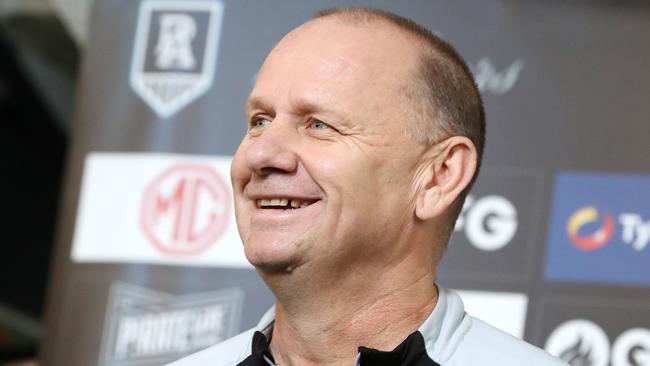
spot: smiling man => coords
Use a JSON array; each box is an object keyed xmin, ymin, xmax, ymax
[{"xmin": 171, "ymin": 7, "xmax": 566, "ymax": 366}]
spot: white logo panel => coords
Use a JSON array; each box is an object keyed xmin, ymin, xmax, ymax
[
  {"xmin": 454, "ymin": 289, "xmax": 528, "ymax": 338},
  {"xmin": 130, "ymin": 0, "xmax": 224, "ymax": 118},
  {"xmin": 71, "ymin": 152, "xmax": 250, "ymax": 268},
  {"xmin": 99, "ymin": 282, "xmax": 243, "ymax": 366}
]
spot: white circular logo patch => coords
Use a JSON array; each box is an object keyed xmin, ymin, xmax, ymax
[
  {"xmin": 612, "ymin": 328, "xmax": 650, "ymax": 366},
  {"xmin": 545, "ymin": 319, "xmax": 610, "ymax": 366}
]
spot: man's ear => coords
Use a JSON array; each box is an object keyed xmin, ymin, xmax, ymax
[{"xmin": 415, "ymin": 136, "xmax": 478, "ymax": 221}]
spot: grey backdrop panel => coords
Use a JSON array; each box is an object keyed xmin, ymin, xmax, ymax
[{"xmin": 42, "ymin": 1, "xmax": 650, "ymax": 365}]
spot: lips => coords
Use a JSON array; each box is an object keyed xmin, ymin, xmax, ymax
[
  {"xmin": 243, "ymin": 180, "xmax": 323, "ymax": 213},
  {"xmin": 246, "ymin": 194, "xmax": 323, "ymax": 225}
]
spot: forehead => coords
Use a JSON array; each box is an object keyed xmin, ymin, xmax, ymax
[{"xmin": 248, "ymin": 18, "xmax": 421, "ymax": 115}]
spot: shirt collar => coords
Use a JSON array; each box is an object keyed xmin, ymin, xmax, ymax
[
  {"xmin": 416, "ymin": 286, "xmax": 468, "ymax": 363},
  {"xmin": 250, "ymin": 285, "xmax": 465, "ymax": 365}
]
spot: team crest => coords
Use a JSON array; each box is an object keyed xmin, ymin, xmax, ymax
[{"xmin": 130, "ymin": 0, "xmax": 224, "ymax": 118}]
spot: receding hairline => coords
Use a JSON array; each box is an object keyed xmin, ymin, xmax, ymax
[
  {"xmin": 307, "ymin": 7, "xmax": 432, "ymax": 52},
  {"xmin": 310, "ymin": 7, "xmax": 478, "ymax": 89}
]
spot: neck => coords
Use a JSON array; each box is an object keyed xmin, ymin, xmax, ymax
[{"xmin": 263, "ymin": 247, "xmax": 438, "ymax": 366}]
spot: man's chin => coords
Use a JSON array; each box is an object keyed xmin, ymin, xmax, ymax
[
  {"xmin": 242, "ymin": 232, "xmax": 314, "ymax": 274},
  {"xmin": 251, "ymin": 260, "xmax": 299, "ymax": 275},
  {"xmin": 244, "ymin": 248, "xmax": 302, "ymax": 274}
]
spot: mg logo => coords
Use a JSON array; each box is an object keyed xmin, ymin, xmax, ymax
[
  {"xmin": 130, "ymin": 0, "xmax": 224, "ymax": 118},
  {"xmin": 140, "ymin": 164, "xmax": 231, "ymax": 255}
]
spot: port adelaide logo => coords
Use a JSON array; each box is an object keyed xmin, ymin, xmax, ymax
[
  {"xmin": 130, "ymin": 0, "xmax": 224, "ymax": 118},
  {"xmin": 99, "ymin": 282, "xmax": 242, "ymax": 366}
]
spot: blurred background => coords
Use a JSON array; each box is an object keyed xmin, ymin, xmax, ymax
[
  {"xmin": 0, "ymin": 0, "xmax": 77, "ymax": 363},
  {"xmin": 0, "ymin": 1, "xmax": 648, "ymax": 365}
]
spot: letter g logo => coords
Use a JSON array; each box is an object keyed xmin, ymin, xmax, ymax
[{"xmin": 456, "ymin": 195, "xmax": 518, "ymax": 251}]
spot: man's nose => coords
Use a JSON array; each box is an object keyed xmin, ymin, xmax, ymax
[{"xmin": 245, "ymin": 122, "xmax": 299, "ymax": 176}]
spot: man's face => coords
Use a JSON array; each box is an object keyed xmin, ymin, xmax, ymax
[{"xmin": 231, "ymin": 19, "xmax": 427, "ymax": 274}]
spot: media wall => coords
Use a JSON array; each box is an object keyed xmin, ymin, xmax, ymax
[{"xmin": 42, "ymin": 1, "xmax": 650, "ymax": 365}]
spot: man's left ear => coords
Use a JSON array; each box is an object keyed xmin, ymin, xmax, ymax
[{"xmin": 415, "ymin": 136, "xmax": 478, "ymax": 221}]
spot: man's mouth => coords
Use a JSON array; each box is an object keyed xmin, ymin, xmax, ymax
[{"xmin": 256, "ymin": 198, "xmax": 317, "ymax": 209}]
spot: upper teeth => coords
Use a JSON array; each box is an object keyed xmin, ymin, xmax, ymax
[{"xmin": 258, "ymin": 198, "xmax": 311, "ymax": 208}]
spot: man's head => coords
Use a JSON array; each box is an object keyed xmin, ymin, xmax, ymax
[
  {"xmin": 231, "ymin": 8, "xmax": 484, "ymax": 276},
  {"xmin": 313, "ymin": 9, "xmax": 485, "ymax": 221}
]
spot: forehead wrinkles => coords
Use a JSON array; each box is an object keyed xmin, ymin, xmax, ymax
[
  {"xmin": 255, "ymin": 21, "xmax": 420, "ymax": 126},
  {"xmin": 252, "ymin": 54, "xmax": 359, "ymax": 118}
]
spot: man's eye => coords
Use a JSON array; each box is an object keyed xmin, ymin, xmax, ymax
[
  {"xmin": 308, "ymin": 119, "xmax": 328, "ymax": 130},
  {"xmin": 251, "ymin": 117, "xmax": 271, "ymax": 129}
]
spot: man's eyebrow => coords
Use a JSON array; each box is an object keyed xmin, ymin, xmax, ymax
[
  {"xmin": 245, "ymin": 96, "xmax": 272, "ymax": 115},
  {"xmin": 246, "ymin": 96, "xmax": 321, "ymax": 115}
]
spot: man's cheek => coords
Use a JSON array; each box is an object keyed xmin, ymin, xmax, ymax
[{"xmin": 230, "ymin": 151, "xmax": 250, "ymax": 187}]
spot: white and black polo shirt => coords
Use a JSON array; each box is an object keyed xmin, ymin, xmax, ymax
[{"xmin": 169, "ymin": 287, "xmax": 568, "ymax": 366}]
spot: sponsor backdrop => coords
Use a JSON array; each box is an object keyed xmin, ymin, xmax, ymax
[{"xmin": 42, "ymin": 1, "xmax": 650, "ymax": 365}]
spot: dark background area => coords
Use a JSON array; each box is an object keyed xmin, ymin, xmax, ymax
[{"xmin": 0, "ymin": 8, "xmax": 76, "ymax": 362}]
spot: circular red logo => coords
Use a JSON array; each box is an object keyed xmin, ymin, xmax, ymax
[{"xmin": 140, "ymin": 164, "xmax": 231, "ymax": 255}]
